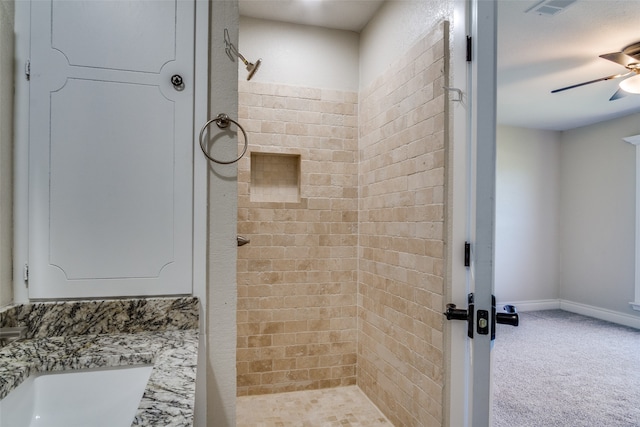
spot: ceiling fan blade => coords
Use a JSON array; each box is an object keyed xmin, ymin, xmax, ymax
[
  {"xmin": 599, "ymin": 52, "xmax": 638, "ymax": 67},
  {"xmin": 609, "ymin": 88, "xmax": 628, "ymax": 101},
  {"xmin": 551, "ymin": 72, "xmax": 632, "ymax": 93}
]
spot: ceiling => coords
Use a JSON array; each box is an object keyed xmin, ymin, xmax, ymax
[
  {"xmin": 498, "ymin": 0, "xmax": 640, "ymax": 131},
  {"xmin": 239, "ymin": 0, "xmax": 640, "ymax": 131},
  {"xmin": 239, "ymin": 0, "xmax": 385, "ymax": 33}
]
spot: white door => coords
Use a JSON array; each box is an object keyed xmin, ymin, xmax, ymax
[
  {"xmin": 28, "ymin": 0, "xmax": 195, "ymax": 299},
  {"xmin": 469, "ymin": 0, "xmax": 498, "ymax": 424},
  {"xmin": 448, "ymin": 0, "xmax": 499, "ymax": 426}
]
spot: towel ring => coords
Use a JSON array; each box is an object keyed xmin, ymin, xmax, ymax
[{"xmin": 199, "ymin": 113, "xmax": 248, "ymax": 164}]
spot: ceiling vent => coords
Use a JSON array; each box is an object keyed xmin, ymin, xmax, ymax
[{"xmin": 525, "ymin": 0, "xmax": 577, "ymax": 16}]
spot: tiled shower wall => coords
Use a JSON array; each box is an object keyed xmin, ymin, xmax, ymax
[
  {"xmin": 236, "ymin": 82, "xmax": 359, "ymax": 395},
  {"xmin": 237, "ymin": 22, "xmax": 448, "ymax": 425},
  {"xmin": 357, "ymin": 23, "xmax": 447, "ymax": 426}
]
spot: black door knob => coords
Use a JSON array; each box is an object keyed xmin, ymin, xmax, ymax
[
  {"xmin": 445, "ymin": 304, "xmax": 469, "ymax": 321},
  {"xmin": 444, "ymin": 294, "xmax": 475, "ymax": 338},
  {"xmin": 496, "ymin": 305, "xmax": 519, "ymax": 327},
  {"xmin": 446, "ymin": 294, "xmax": 518, "ymax": 341}
]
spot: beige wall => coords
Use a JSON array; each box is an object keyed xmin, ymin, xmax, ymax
[
  {"xmin": 358, "ymin": 24, "xmax": 447, "ymax": 426},
  {"xmin": 495, "ymin": 117, "xmax": 640, "ymax": 322},
  {"xmin": 206, "ymin": 2, "xmax": 240, "ymax": 426},
  {"xmin": 359, "ymin": 0, "xmax": 450, "ymax": 91},
  {"xmin": 495, "ymin": 126, "xmax": 560, "ymax": 303},
  {"xmin": 238, "ymin": 16, "xmax": 359, "ymax": 92},
  {"xmin": 0, "ymin": 0, "xmax": 14, "ymax": 307},
  {"xmin": 236, "ymin": 81, "xmax": 359, "ymax": 395},
  {"xmin": 559, "ymin": 113, "xmax": 640, "ymax": 314}
]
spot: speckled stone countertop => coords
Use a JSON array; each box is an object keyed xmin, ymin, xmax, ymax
[{"xmin": 0, "ymin": 297, "xmax": 199, "ymax": 426}]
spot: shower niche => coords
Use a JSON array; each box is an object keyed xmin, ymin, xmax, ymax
[{"xmin": 250, "ymin": 152, "xmax": 301, "ymax": 203}]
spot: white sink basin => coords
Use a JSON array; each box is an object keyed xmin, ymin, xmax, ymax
[{"xmin": 0, "ymin": 364, "xmax": 153, "ymax": 427}]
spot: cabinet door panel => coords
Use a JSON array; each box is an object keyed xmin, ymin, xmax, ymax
[
  {"xmin": 29, "ymin": 0, "xmax": 194, "ymax": 298},
  {"xmin": 51, "ymin": 0, "xmax": 176, "ymax": 72}
]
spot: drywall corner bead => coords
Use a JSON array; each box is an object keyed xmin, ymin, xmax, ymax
[{"xmin": 623, "ymin": 134, "xmax": 640, "ymax": 145}]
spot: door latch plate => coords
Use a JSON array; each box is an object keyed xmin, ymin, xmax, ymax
[{"xmin": 477, "ymin": 309, "xmax": 489, "ymax": 335}]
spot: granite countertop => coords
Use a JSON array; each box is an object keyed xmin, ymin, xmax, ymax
[{"xmin": 0, "ymin": 297, "xmax": 199, "ymax": 426}]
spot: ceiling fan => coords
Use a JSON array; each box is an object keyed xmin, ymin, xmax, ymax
[{"xmin": 551, "ymin": 41, "xmax": 640, "ymax": 101}]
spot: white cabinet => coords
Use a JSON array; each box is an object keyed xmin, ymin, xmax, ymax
[{"xmin": 28, "ymin": 0, "xmax": 195, "ymax": 298}]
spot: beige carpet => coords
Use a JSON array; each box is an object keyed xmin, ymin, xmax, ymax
[{"xmin": 493, "ymin": 310, "xmax": 640, "ymax": 427}]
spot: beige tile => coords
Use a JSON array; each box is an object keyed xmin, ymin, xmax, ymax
[
  {"xmin": 237, "ymin": 386, "xmax": 392, "ymax": 427},
  {"xmin": 236, "ymin": 24, "xmax": 447, "ymax": 426}
]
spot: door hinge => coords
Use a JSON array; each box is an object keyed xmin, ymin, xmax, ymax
[
  {"xmin": 466, "ymin": 36, "xmax": 472, "ymax": 62},
  {"xmin": 25, "ymin": 60, "xmax": 31, "ymax": 81},
  {"xmin": 464, "ymin": 241, "xmax": 471, "ymax": 267},
  {"xmin": 23, "ymin": 263, "xmax": 29, "ymax": 284}
]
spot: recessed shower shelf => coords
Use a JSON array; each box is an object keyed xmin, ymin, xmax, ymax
[{"xmin": 250, "ymin": 152, "xmax": 301, "ymax": 203}]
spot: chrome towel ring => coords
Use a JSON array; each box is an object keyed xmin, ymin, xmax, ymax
[{"xmin": 199, "ymin": 113, "xmax": 248, "ymax": 164}]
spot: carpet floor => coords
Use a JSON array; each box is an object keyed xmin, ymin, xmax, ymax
[{"xmin": 493, "ymin": 310, "xmax": 640, "ymax": 427}]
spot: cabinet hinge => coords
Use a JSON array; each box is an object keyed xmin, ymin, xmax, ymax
[
  {"xmin": 464, "ymin": 242, "xmax": 471, "ymax": 267},
  {"xmin": 25, "ymin": 60, "xmax": 31, "ymax": 81},
  {"xmin": 23, "ymin": 263, "xmax": 29, "ymax": 284},
  {"xmin": 466, "ymin": 36, "xmax": 472, "ymax": 62}
]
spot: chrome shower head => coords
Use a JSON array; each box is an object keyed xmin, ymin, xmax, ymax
[
  {"xmin": 236, "ymin": 52, "xmax": 262, "ymax": 81},
  {"xmin": 246, "ymin": 58, "xmax": 262, "ymax": 81},
  {"xmin": 224, "ymin": 29, "xmax": 262, "ymax": 81}
]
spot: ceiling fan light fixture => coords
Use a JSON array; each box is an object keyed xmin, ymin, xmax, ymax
[{"xmin": 619, "ymin": 74, "xmax": 640, "ymax": 94}]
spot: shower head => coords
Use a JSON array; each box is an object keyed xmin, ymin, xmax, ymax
[
  {"xmin": 238, "ymin": 54, "xmax": 262, "ymax": 81},
  {"xmin": 245, "ymin": 58, "xmax": 262, "ymax": 81},
  {"xmin": 224, "ymin": 29, "xmax": 262, "ymax": 81}
]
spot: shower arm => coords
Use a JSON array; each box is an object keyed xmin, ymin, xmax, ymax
[
  {"xmin": 224, "ymin": 28, "xmax": 262, "ymax": 81},
  {"xmin": 226, "ymin": 40, "xmax": 250, "ymax": 67},
  {"xmin": 223, "ymin": 28, "xmax": 252, "ymax": 67}
]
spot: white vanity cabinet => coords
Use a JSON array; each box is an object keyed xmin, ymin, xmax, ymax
[{"xmin": 26, "ymin": 0, "xmax": 195, "ymax": 298}]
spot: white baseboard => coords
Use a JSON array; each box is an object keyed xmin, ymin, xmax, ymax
[
  {"xmin": 559, "ymin": 300, "xmax": 640, "ymax": 330},
  {"xmin": 496, "ymin": 298, "xmax": 640, "ymax": 329},
  {"xmin": 496, "ymin": 299, "xmax": 560, "ymax": 312}
]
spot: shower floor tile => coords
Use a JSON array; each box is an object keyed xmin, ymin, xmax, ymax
[{"xmin": 236, "ymin": 385, "xmax": 392, "ymax": 427}]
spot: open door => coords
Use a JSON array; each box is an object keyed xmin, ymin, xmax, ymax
[
  {"xmin": 469, "ymin": 0, "xmax": 498, "ymax": 424},
  {"xmin": 447, "ymin": 1, "xmax": 518, "ymax": 426}
]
